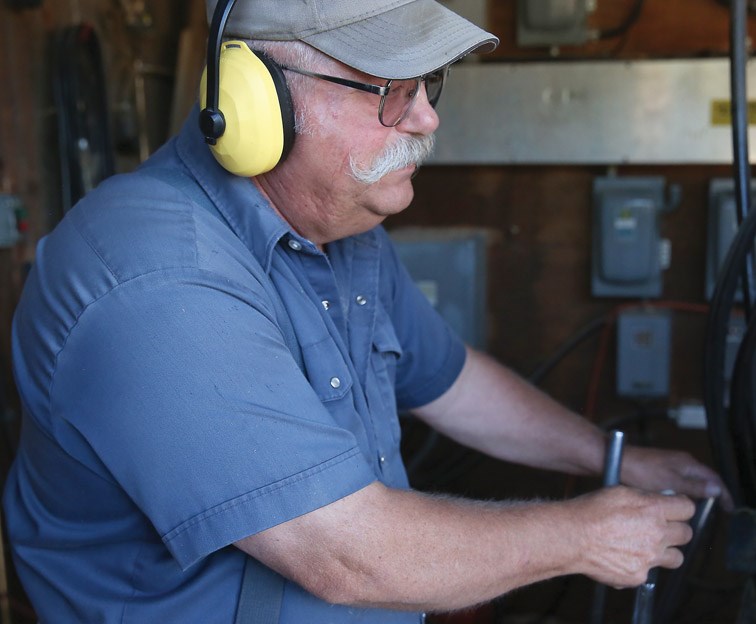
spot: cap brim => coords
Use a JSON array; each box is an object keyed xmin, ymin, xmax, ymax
[{"xmin": 301, "ymin": 0, "xmax": 498, "ymax": 80}]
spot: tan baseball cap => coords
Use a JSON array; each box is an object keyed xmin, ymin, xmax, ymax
[{"xmin": 206, "ymin": 0, "xmax": 499, "ymax": 80}]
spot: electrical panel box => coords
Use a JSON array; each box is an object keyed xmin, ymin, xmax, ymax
[
  {"xmin": 516, "ymin": 0, "xmax": 592, "ymax": 47},
  {"xmin": 389, "ymin": 228, "xmax": 489, "ymax": 350},
  {"xmin": 0, "ymin": 195, "xmax": 22, "ymax": 248},
  {"xmin": 616, "ymin": 308, "xmax": 672, "ymax": 399},
  {"xmin": 705, "ymin": 178, "xmax": 756, "ymax": 301},
  {"xmin": 591, "ymin": 176, "xmax": 679, "ymax": 298}
]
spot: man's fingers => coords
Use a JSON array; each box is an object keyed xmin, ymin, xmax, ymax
[
  {"xmin": 658, "ymin": 546, "xmax": 685, "ymax": 570},
  {"xmin": 659, "ymin": 493, "xmax": 696, "ymax": 521},
  {"xmin": 679, "ymin": 464, "xmax": 734, "ymax": 510},
  {"xmin": 664, "ymin": 520, "xmax": 693, "ymax": 548}
]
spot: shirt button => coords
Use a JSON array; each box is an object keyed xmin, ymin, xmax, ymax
[
  {"xmin": 330, "ymin": 377, "xmax": 341, "ymax": 389},
  {"xmin": 379, "ymin": 455, "xmax": 386, "ymax": 463},
  {"xmin": 287, "ymin": 239, "xmax": 302, "ymax": 251},
  {"xmin": 321, "ymin": 300, "xmax": 330, "ymax": 310},
  {"xmin": 356, "ymin": 295, "xmax": 367, "ymax": 306}
]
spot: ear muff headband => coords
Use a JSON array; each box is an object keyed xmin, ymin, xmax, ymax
[{"xmin": 198, "ymin": 0, "xmax": 295, "ymax": 176}]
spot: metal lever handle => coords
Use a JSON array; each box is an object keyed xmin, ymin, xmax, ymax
[
  {"xmin": 602, "ymin": 430, "xmax": 625, "ymax": 487},
  {"xmin": 631, "ymin": 568, "xmax": 658, "ymax": 624},
  {"xmin": 631, "ymin": 488, "xmax": 677, "ymax": 624},
  {"xmin": 590, "ymin": 430, "xmax": 626, "ymax": 624}
]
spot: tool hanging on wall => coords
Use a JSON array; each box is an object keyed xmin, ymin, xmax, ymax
[{"xmin": 51, "ymin": 23, "xmax": 115, "ymax": 215}]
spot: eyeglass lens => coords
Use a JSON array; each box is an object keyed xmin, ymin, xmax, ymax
[{"xmin": 379, "ymin": 69, "xmax": 446, "ymax": 127}]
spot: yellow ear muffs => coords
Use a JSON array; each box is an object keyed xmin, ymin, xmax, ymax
[{"xmin": 199, "ymin": 41, "xmax": 295, "ymax": 177}]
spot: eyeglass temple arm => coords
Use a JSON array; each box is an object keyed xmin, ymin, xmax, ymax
[{"xmin": 279, "ymin": 65, "xmax": 390, "ymax": 97}]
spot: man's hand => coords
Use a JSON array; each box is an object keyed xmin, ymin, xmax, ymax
[
  {"xmin": 620, "ymin": 445, "xmax": 733, "ymax": 510},
  {"xmin": 567, "ymin": 486, "xmax": 696, "ymax": 588}
]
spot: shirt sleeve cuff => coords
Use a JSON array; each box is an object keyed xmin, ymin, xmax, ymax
[
  {"xmin": 397, "ymin": 336, "xmax": 467, "ymax": 410},
  {"xmin": 163, "ymin": 448, "xmax": 376, "ymax": 570}
]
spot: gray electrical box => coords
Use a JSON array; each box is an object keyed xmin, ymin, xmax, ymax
[
  {"xmin": 591, "ymin": 176, "xmax": 679, "ymax": 298},
  {"xmin": 616, "ymin": 308, "xmax": 672, "ymax": 399},
  {"xmin": 516, "ymin": 0, "xmax": 592, "ymax": 47},
  {"xmin": 0, "ymin": 194, "xmax": 22, "ymax": 248},
  {"xmin": 705, "ymin": 178, "xmax": 756, "ymax": 301},
  {"xmin": 389, "ymin": 228, "xmax": 489, "ymax": 350}
]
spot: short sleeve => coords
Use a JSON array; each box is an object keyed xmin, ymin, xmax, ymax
[
  {"xmin": 51, "ymin": 268, "xmax": 376, "ymax": 569},
  {"xmin": 378, "ymin": 231, "xmax": 467, "ymax": 410}
]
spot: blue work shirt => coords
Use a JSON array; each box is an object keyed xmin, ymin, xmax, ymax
[{"xmin": 3, "ymin": 109, "xmax": 466, "ymax": 623}]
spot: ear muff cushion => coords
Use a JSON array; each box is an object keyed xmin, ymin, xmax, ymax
[
  {"xmin": 254, "ymin": 53, "xmax": 295, "ymax": 164},
  {"xmin": 199, "ymin": 41, "xmax": 294, "ymax": 176}
]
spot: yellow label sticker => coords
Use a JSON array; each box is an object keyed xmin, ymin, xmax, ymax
[{"xmin": 711, "ymin": 99, "xmax": 756, "ymax": 125}]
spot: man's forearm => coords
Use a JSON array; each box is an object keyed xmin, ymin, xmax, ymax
[
  {"xmin": 235, "ymin": 482, "xmax": 693, "ymax": 612},
  {"xmin": 412, "ymin": 346, "xmax": 731, "ymax": 506}
]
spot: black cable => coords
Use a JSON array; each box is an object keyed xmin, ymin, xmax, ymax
[
  {"xmin": 410, "ymin": 314, "xmax": 608, "ymax": 490},
  {"xmin": 597, "ymin": 0, "xmax": 645, "ymax": 40},
  {"xmin": 729, "ymin": 0, "xmax": 756, "ymax": 316},
  {"xmin": 703, "ymin": 0, "xmax": 756, "ymax": 507},
  {"xmin": 656, "ymin": 497, "xmax": 718, "ymax": 622},
  {"xmin": 528, "ymin": 315, "xmax": 607, "ymax": 385},
  {"xmin": 728, "ymin": 313, "xmax": 756, "ymax": 506}
]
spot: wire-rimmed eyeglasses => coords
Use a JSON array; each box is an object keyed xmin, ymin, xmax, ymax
[{"xmin": 279, "ymin": 64, "xmax": 448, "ymax": 127}]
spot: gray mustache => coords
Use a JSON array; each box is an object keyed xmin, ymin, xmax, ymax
[{"xmin": 349, "ymin": 134, "xmax": 436, "ymax": 184}]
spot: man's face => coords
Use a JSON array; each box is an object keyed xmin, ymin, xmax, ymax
[{"xmin": 258, "ymin": 61, "xmax": 441, "ymax": 245}]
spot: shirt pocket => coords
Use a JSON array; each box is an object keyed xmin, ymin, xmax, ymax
[{"xmin": 300, "ymin": 336, "xmax": 353, "ymax": 402}]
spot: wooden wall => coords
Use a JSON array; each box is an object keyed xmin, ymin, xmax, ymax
[
  {"xmin": 390, "ymin": 0, "xmax": 756, "ymax": 432},
  {"xmin": 0, "ymin": 0, "xmax": 204, "ymax": 420}
]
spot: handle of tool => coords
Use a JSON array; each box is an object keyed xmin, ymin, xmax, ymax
[
  {"xmin": 589, "ymin": 431, "xmax": 626, "ymax": 624},
  {"xmin": 602, "ymin": 430, "xmax": 625, "ymax": 486},
  {"xmin": 631, "ymin": 568, "xmax": 658, "ymax": 624},
  {"xmin": 631, "ymin": 488, "xmax": 678, "ymax": 624}
]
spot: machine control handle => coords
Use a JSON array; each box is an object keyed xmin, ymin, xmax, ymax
[
  {"xmin": 602, "ymin": 430, "xmax": 625, "ymax": 487},
  {"xmin": 590, "ymin": 430, "xmax": 626, "ymax": 624}
]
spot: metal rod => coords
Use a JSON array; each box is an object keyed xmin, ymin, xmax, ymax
[
  {"xmin": 631, "ymin": 568, "xmax": 658, "ymax": 624},
  {"xmin": 656, "ymin": 497, "xmax": 717, "ymax": 621},
  {"xmin": 603, "ymin": 430, "xmax": 625, "ymax": 487},
  {"xmin": 590, "ymin": 431, "xmax": 626, "ymax": 624},
  {"xmin": 631, "ymin": 489, "xmax": 681, "ymax": 623}
]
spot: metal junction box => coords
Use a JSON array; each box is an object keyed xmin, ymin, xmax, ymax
[
  {"xmin": 516, "ymin": 0, "xmax": 592, "ymax": 47},
  {"xmin": 616, "ymin": 308, "xmax": 672, "ymax": 399},
  {"xmin": 705, "ymin": 178, "xmax": 756, "ymax": 301},
  {"xmin": 389, "ymin": 228, "xmax": 489, "ymax": 350},
  {"xmin": 591, "ymin": 177, "xmax": 678, "ymax": 298}
]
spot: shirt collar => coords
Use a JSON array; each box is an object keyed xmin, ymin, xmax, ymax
[
  {"xmin": 173, "ymin": 106, "xmax": 382, "ymax": 267},
  {"xmin": 174, "ymin": 106, "xmax": 294, "ymax": 273}
]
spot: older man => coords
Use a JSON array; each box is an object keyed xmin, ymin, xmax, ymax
[{"xmin": 3, "ymin": 0, "xmax": 727, "ymax": 622}]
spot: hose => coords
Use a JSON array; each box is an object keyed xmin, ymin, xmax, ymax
[{"xmin": 703, "ymin": 0, "xmax": 756, "ymax": 508}]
